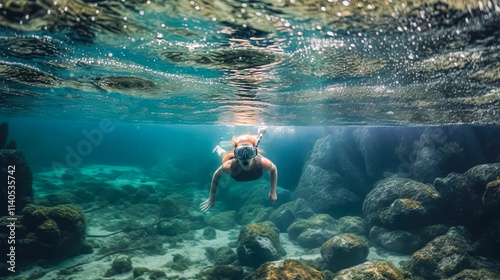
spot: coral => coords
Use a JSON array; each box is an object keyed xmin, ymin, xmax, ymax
[
  {"xmin": 247, "ymin": 259, "xmax": 323, "ymax": 280},
  {"xmin": 320, "ymin": 233, "xmax": 369, "ymax": 271}
]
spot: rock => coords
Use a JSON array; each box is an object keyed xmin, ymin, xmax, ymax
[
  {"xmin": 203, "ymin": 265, "xmax": 244, "ymax": 280},
  {"xmin": 406, "ymin": 228, "xmax": 475, "ymax": 280},
  {"xmin": 370, "ymin": 224, "xmax": 449, "ymax": 254},
  {"xmin": 247, "ymin": 259, "xmax": 324, "ymax": 280},
  {"xmin": 294, "ymin": 128, "xmax": 388, "ymax": 216},
  {"xmin": 269, "ymin": 199, "xmax": 314, "ymax": 232},
  {"xmin": 363, "ymin": 177, "xmax": 442, "ymax": 230},
  {"xmin": 165, "ymin": 254, "xmax": 192, "ymax": 271},
  {"xmin": 444, "ymin": 268, "xmax": 500, "ymax": 280},
  {"xmin": 320, "ymin": 233, "xmax": 369, "ymax": 271},
  {"xmin": 333, "ymin": 260, "xmax": 410, "ymax": 280},
  {"xmin": 159, "ymin": 198, "xmax": 180, "ymax": 218},
  {"xmin": 207, "ymin": 210, "xmax": 237, "ymax": 231},
  {"xmin": 294, "ymin": 164, "xmax": 361, "ymax": 216},
  {"xmin": 483, "ymin": 178, "xmax": 500, "ymax": 215},
  {"xmin": 215, "ymin": 246, "xmax": 237, "ymax": 265},
  {"xmin": 238, "ymin": 205, "xmax": 272, "ymax": 225},
  {"xmin": 203, "ymin": 227, "xmax": 216, "ymax": 240},
  {"xmin": 104, "ymin": 255, "xmax": 132, "ymax": 277},
  {"xmin": 157, "ymin": 219, "xmax": 190, "ymax": 236},
  {"xmin": 336, "ymin": 216, "xmax": 366, "ymax": 235},
  {"xmin": 0, "ymin": 149, "xmax": 33, "ymax": 216},
  {"xmin": 434, "ymin": 163, "xmax": 500, "ymax": 227},
  {"xmin": 287, "ymin": 214, "xmax": 336, "ymax": 241},
  {"xmin": 237, "ymin": 223, "xmax": 283, "ymax": 267},
  {"xmin": 133, "ymin": 267, "xmax": 150, "ymax": 278},
  {"xmin": 297, "ymin": 228, "xmax": 336, "ymax": 249},
  {"xmin": 148, "ymin": 269, "xmax": 167, "ymax": 280}
]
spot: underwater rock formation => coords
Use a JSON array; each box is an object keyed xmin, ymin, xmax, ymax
[
  {"xmin": 444, "ymin": 268, "xmax": 500, "ymax": 280},
  {"xmin": 363, "ymin": 177, "xmax": 443, "ymax": 231},
  {"xmin": 0, "ymin": 204, "xmax": 87, "ymax": 265},
  {"xmin": 247, "ymin": 259, "xmax": 324, "ymax": 280},
  {"xmin": 294, "ymin": 128, "xmax": 386, "ymax": 216},
  {"xmin": 214, "ymin": 246, "xmax": 237, "ymax": 266},
  {"xmin": 237, "ymin": 223, "xmax": 283, "ymax": 267},
  {"xmin": 269, "ymin": 198, "xmax": 314, "ymax": 232},
  {"xmin": 333, "ymin": 260, "xmax": 410, "ymax": 280},
  {"xmin": 320, "ymin": 233, "xmax": 369, "ymax": 272},
  {"xmin": 286, "ymin": 214, "xmax": 336, "ymax": 243},
  {"xmin": 201, "ymin": 264, "xmax": 244, "ymax": 280},
  {"xmin": 104, "ymin": 254, "xmax": 133, "ymax": 277},
  {"xmin": 370, "ymin": 224, "xmax": 448, "ymax": 254},
  {"xmin": 406, "ymin": 227, "xmax": 475, "ymax": 280},
  {"xmin": 434, "ymin": 163, "xmax": 500, "ymax": 227},
  {"xmin": 336, "ymin": 216, "xmax": 367, "ymax": 236},
  {"xmin": 0, "ymin": 122, "xmax": 33, "ymax": 216}
]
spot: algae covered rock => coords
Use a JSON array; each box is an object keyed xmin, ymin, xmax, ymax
[
  {"xmin": 247, "ymin": 259, "xmax": 324, "ymax": 280},
  {"xmin": 320, "ymin": 233, "xmax": 369, "ymax": 271},
  {"xmin": 207, "ymin": 210, "xmax": 237, "ymax": 231},
  {"xmin": 215, "ymin": 246, "xmax": 237, "ymax": 265},
  {"xmin": 336, "ymin": 216, "xmax": 366, "ymax": 236},
  {"xmin": 444, "ymin": 268, "xmax": 500, "ymax": 280},
  {"xmin": 203, "ymin": 226, "xmax": 216, "ymax": 240},
  {"xmin": 333, "ymin": 260, "xmax": 410, "ymax": 280},
  {"xmin": 104, "ymin": 254, "xmax": 132, "ymax": 277},
  {"xmin": 370, "ymin": 224, "xmax": 448, "ymax": 254},
  {"xmin": 237, "ymin": 223, "xmax": 283, "ymax": 267},
  {"xmin": 482, "ymin": 178, "xmax": 500, "ymax": 215},
  {"xmin": 202, "ymin": 264, "xmax": 244, "ymax": 280},
  {"xmin": 363, "ymin": 177, "xmax": 442, "ymax": 230},
  {"xmin": 406, "ymin": 228, "xmax": 474, "ymax": 280}
]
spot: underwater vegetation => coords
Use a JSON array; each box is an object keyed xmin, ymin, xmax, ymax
[{"xmin": 1, "ymin": 124, "xmax": 500, "ymax": 279}]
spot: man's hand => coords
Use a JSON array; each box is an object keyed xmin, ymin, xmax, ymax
[
  {"xmin": 268, "ymin": 192, "xmax": 277, "ymax": 204},
  {"xmin": 200, "ymin": 196, "xmax": 215, "ymax": 212}
]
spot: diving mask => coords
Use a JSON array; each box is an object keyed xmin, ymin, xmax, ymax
[{"xmin": 234, "ymin": 143, "xmax": 257, "ymax": 159}]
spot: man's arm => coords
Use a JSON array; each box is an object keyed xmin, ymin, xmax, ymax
[{"xmin": 201, "ymin": 163, "xmax": 230, "ymax": 212}]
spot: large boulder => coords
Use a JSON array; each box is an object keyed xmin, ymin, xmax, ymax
[
  {"xmin": 247, "ymin": 260, "xmax": 324, "ymax": 280},
  {"xmin": 293, "ymin": 127, "xmax": 388, "ymax": 216},
  {"xmin": 406, "ymin": 227, "xmax": 475, "ymax": 280},
  {"xmin": 434, "ymin": 163, "xmax": 500, "ymax": 227},
  {"xmin": 370, "ymin": 224, "xmax": 448, "ymax": 254},
  {"xmin": 363, "ymin": 177, "xmax": 443, "ymax": 230},
  {"xmin": 333, "ymin": 260, "xmax": 410, "ymax": 280},
  {"xmin": 443, "ymin": 269, "xmax": 500, "ymax": 280},
  {"xmin": 207, "ymin": 210, "xmax": 237, "ymax": 231},
  {"xmin": 237, "ymin": 223, "xmax": 283, "ymax": 267},
  {"xmin": 320, "ymin": 233, "xmax": 369, "ymax": 271}
]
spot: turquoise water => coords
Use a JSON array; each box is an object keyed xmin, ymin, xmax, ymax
[{"xmin": 1, "ymin": 0, "xmax": 500, "ymax": 279}]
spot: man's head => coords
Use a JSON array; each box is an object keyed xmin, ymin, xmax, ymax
[{"xmin": 234, "ymin": 142, "xmax": 257, "ymax": 170}]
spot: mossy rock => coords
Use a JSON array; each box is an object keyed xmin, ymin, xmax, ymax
[
  {"xmin": 215, "ymin": 246, "xmax": 237, "ymax": 265},
  {"xmin": 237, "ymin": 223, "xmax": 283, "ymax": 267},
  {"xmin": 207, "ymin": 210, "xmax": 237, "ymax": 231},
  {"xmin": 104, "ymin": 254, "xmax": 132, "ymax": 277},
  {"xmin": 149, "ymin": 269, "xmax": 167, "ymax": 279},
  {"xmin": 133, "ymin": 267, "xmax": 150, "ymax": 278},
  {"xmin": 336, "ymin": 216, "xmax": 366, "ymax": 235},
  {"xmin": 165, "ymin": 254, "xmax": 192, "ymax": 271},
  {"xmin": 203, "ymin": 227, "xmax": 216, "ymax": 240},
  {"xmin": 158, "ymin": 219, "xmax": 190, "ymax": 236},
  {"xmin": 247, "ymin": 259, "xmax": 323, "ymax": 280},
  {"xmin": 203, "ymin": 265, "xmax": 244, "ymax": 280},
  {"xmin": 407, "ymin": 233, "xmax": 473, "ymax": 280},
  {"xmin": 36, "ymin": 219, "xmax": 60, "ymax": 244},
  {"xmin": 320, "ymin": 233, "xmax": 369, "ymax": 271},
  {"xmin": 444, "ymin": 268, "xmax": 500, "ymax": 280},
  {"xmin": 287, "ymin": 214, "xmax": 336, "ymax": 240},
  {"xmin": 23, "ymin": 204, "xmax": 50, "ymax": 229},
  {"xmin": 333, "ymin": 260, "xmax": 410, "ymax": 280}
]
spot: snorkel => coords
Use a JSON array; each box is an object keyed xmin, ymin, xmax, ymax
[{"xmin": 255, "ymin": 128, "xmax": 267, "ymax": 149}]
